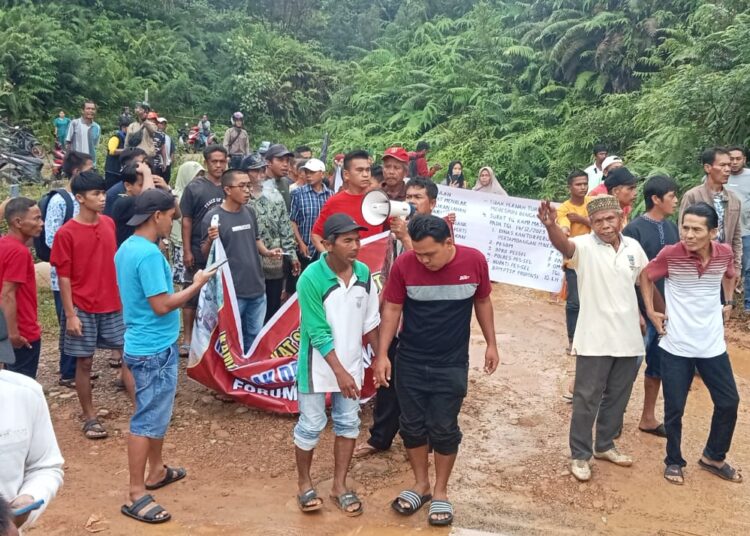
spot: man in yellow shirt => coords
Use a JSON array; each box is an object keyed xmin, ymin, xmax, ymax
[
  {"xmin": 104, "ymin": 119, "xmax": 129, "ymax": 190},
  {"xmin": 556, "ymin": 170, "xmax": 591, "ymax": 353}
]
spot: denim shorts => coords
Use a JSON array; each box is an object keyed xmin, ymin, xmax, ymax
[
  {"xmin": 124, "ymin": 343, "xmax": 179, "ymax": 439},
  {"xmin": 293, "ymin": 392, "xmax": 360, "ymax": 451}
]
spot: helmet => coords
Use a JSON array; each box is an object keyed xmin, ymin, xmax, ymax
[{"xmin": 232, "ymin": 112, "xmax": 244, "ymax": 120}]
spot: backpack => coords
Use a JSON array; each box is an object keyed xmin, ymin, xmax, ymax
[{"xmin": 34, "ymin": 189, "xmax": 74, "ymax": 261}]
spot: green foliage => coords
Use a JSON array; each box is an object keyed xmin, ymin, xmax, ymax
[{"xmin": 4, "ymin": 0, "xmax": 750, "ymax": 206}]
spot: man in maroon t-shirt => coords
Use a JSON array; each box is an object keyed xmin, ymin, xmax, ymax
[
  {"xmin": 0, "ymin": 197, "xmax": 44, "ymax": 378},
  {"xmin": 374, "ymin": 214, "xmax": 499, "ymax": 527},
  {"xmin": 51, "ymin": 171, "xmax": 134, "ymax": 440},
  {"xmin": 311, "ymin": 150, "xmax": 384, "ymax": 252}
]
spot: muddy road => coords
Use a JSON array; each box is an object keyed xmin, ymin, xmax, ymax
[{"xmin": 30, "ymin": 284, "xmax": 750, "ymax": 535}]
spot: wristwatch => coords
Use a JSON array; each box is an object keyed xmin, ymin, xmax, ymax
[{"xmin": 723, "ymin": 300, "xmax": 735, "ymax": 307}]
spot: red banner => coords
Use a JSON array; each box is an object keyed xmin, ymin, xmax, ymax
[{"xmin": 187, "ymin": 232, "xmax": 390, "ymax": 414}]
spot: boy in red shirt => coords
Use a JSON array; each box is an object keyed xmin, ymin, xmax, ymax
[
  {"xmin": 0, "ymin": 198, "xmax": 44, "ymax": 378},
  {"xmin": 51, "ymin": 171, "xmax": 134, "ymax": 440},
  {"xmin": 311, "ymin": 150, "xmax": 384, "ymax": 253}
]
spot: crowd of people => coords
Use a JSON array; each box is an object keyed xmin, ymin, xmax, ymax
[{"xmin": 0, "ymin": 100, "xmax": 747, "ymax": 531}]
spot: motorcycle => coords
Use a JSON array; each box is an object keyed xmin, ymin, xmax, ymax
[
  {"xmin": 187, "ymin": 125, "xmax": 215, "ymax": 153},
  {"xmin": 0, "ymin": 122, "xmax": 45, "ymax": 158},
  {"xmin": 0, "ymin": 149, "xmax": 45, "ymax": 184},
  {"xmin": 51, "ymin": 140, "xmax": 65, "ymax": 179}
]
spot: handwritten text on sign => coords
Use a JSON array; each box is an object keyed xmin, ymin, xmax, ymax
[{"xmin": 434, "ymin": 186, "xmax": 564, "ymax": 293}]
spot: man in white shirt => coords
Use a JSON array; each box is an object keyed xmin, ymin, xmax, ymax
[
  {"xmin": 585, "ymin": 144, "xmax": 608, "ymax": 192},
  {"xmin": 0, "ymin": 313, "xmax": 64, "ymax": 531},
  {"xmin": 724, "ymin": 145, "xmax": 750, "ymax": 308},
  {"xmin": 539, "ymin": 195, "xmax": 648, "ymax": 482}
]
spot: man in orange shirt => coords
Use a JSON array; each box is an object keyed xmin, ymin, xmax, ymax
[{"xmin": 556, "ymin": 170, "xmax": 591, "ymax": 353}]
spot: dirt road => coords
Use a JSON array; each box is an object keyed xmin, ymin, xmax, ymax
[{"xmin": 30, "ymin": 284, "xmax": 750, "ymax": 535}]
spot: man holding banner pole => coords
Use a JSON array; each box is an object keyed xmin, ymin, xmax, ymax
[
  {"xmin": 293, "ymin": 213, "xmax": 380, "ymax": 517},
  {"xmin": 374, "ymin": 214, "xmax": 499, "ymax": 527}
]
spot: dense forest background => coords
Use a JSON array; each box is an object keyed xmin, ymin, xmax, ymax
[{"xmin": 1, "ymin": 0, "xmax": 749, "ymax": 199}]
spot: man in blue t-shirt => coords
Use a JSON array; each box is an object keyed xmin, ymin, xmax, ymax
[{"xmin": 114, "ymin": 189, "xmax": 215, "ymax": 525}]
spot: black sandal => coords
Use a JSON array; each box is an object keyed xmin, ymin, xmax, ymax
[
  {"xmin": 664, "ymin": 464, "xmax": 684, "ymax": 485},
  {"xmin": 391, "ymin": 490, "xmax": 432, "ymax": 516},
  {"xmin": 297, "ymin": 488, "xmax": 323, "ymax": 512},
  {"xmin": 330, "ymin": 491, "xmax": 363, "ymax": 517},
  {"xmin": 428, "ymin": 500, "xmax": 454, "ymax": 526},
  {"xmin": 698, "ymin": 459, "xmax": 743, "ymax": 483},
  {"xmin": 121, "ymin": 494, "xmax": 171, "ymax": 524},
  {"xmin": 82, "ymin": 418, "xmax": 108, "ymax": 440},
  {"xmin": 145, "ymin": 466, "xmax": 187, "ymax": 490}
]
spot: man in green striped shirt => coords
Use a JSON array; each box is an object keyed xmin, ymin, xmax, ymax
[{"xmin": 293, "ymin": 213, "xmax": 380, "ymax": 517}]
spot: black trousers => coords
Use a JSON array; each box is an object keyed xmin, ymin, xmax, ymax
[
  {"xmin": 265, "ymin": 278, "xmax": 284, "ymax": 322},
  {"xmin": 565, "ymin": 268, "xmax": 579, "ymax": 343},
  {"xmin": 7, "ymin": 339, "xmax": 42, "ymax": 379},
  {"xmin": 368, "ymin": 338, "xmax": 400, "ymax": 450},
  {"xmin": 661, "ymin": 350, "xmax": 739, "ymax": 467}
]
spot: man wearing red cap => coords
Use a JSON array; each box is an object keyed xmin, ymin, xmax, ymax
[
  {"xmin": 382, "ymin": 147, "xmax": 409, "ymax": 202},
  {"xmin": 312, "ymin": 150, "xmax": 384, "ymax": 253}
]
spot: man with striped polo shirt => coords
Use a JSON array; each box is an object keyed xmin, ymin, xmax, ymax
[
  {"xmin": 641, "ymin": 202, "xmax": 742, "ymax": 485},
  {"xmin": 293, "ymin": 213, "xmax": 380, "ymax": 517},
  {"xmin": 374, "ymin": 214, "xmax": 499, "ymax": 527}
]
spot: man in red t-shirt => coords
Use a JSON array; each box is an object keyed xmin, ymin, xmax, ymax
[
  {"xmin": 311, "ymin": 150, "xmax": 384, "ymax": 253},
  {"xmin": 0, "ymin": 198, "xmax": 44, "ymax": 378},
  {"xmin": 51, "ymin": 171, "xmax": 133, "ymax": 440},
  {"xmin": 373, "ymin": 214, "xmax": 499, "ymax": 527}
]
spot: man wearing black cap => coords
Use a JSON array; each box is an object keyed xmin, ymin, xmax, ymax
[
  {"xmin": 264, "ymin": 144, "xmax": 294, "ymax": 210},
  {"xmin": 604, "ymin": 166, "xmax": 638, "ymax": 225},
  {"xmin": 200, "ymin": 168, "xmax": 284, "ymax": 352},
  {"xmin": 293, "ymin": 213, "xmax": 380, "ymax": 517},
  {"xmin": 115, "ymin": 189, "xmax": 215, "ymax": 525}
]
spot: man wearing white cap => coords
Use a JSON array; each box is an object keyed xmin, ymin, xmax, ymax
[
  {"xmin": 588, "ymin": 155, "xmax": 623, "ymax": 196},
  {"xmin": 291, "ymin": 158, "xmax": 333, "ymax": 269}
]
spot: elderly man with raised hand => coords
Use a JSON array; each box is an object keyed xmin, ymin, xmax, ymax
[{"xmin": 539, "ymin": 195, "xmax": 649, "ymax": 482}]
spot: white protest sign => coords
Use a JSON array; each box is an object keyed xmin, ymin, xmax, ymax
[{"xmin": 434, "ymin": 186, "xmax": 564, "ymax": 293}]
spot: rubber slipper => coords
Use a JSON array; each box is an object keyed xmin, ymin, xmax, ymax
[
  {"xmin": 121, "ymin": 494, "xmax": 171, "ymax": 524},
  {"xmin": 639, "ymin": 424, "xmax": 667, "ymax": 438},
  {"xmin": 428, "ymin": 500, "xmax": 454, "ymax": 526},
  {"xmin": 391, "ymin": 490, "xmax": 432, "ymax": 516},
  {"xmin": 297, "ymin": 488, "xmax": 323, "ymax": 512},
  {"xmin": 698, "ymin": 459, "xmax": 743, "ymax": 483},
  {"xmin": 663, "ymin": 464, "xmax": 684, "ymax": 485},
  {"xmin": 145, "ymin": 466, "xmax": 187, "ymax": 490},
  {"xmin": 83, "ymin": 418, "xmax": 108, "ymax": 440},
  {"xmin": 353, "ymin": 443, "xmax": 381, "ymax": 459},
  {"xmin": 330, "ymin": 491, "xmax": 363, "ymax": 517}
]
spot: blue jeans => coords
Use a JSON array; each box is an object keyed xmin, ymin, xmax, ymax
[
  {"xmin": 743, "ymin": 236, "xmax": 750, "ymax": 310},
  {"xmin": 236, "ymin": 294, "xmax": 267, "ymax": 353},
  {"xmin": 661, "ymin": 350, "xmax": 739, "ymax": 467},
  {"xmin": 293, "ymin": 392, "xmax": 361, "ymax": 451},
  {"xmin": 53, "ymin": 290, "xmax": 77, "ymax": 380},
  {"xmin": 124, "ymin": 343, "xmax": 179, "ymax": 439}
]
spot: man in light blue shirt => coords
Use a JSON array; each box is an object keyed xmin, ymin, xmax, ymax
[{"xmin": 115, "ymin": 189, "xmax": 214, "ymax": 525}]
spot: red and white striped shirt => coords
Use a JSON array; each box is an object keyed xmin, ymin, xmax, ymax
[{"xmin": 646, "ymin": 241, "xmax": 735, "ymax": 358}]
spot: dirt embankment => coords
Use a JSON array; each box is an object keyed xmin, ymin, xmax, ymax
[{"xmin": 31, "ymin": 284, "xmax": 750, "ymax": 535}]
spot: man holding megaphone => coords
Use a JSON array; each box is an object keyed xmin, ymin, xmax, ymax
[{"xmin": 311, "ymin": 150, "xmax": 384, "ymax": 254}]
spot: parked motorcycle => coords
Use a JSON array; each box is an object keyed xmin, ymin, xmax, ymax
[
  {"xmin": 0, "ymin": 149, "xmax": 44, "ymax": 184},
  {"xmin": 187, "ymin": 125, "xmax": 215, "ymax": 153},
  {"xmin": 51, "ymin": 140, "xmax": 65, "ymax": 179},
  {"xmin": 0, "ymin": 122, "xmax": 45, "ymax": 158}
]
